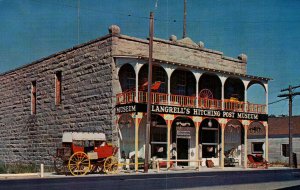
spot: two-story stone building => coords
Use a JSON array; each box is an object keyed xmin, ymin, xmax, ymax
[{"xmin": 0, "ymin": 25, "xmax": 270, "ymax": 170}]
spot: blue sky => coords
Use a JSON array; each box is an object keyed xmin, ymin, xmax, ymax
[{"xmin": 0, "ymin": 0, "xmax": 299, "ymax": 116}]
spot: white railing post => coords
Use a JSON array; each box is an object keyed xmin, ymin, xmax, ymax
[{"xmin": 40, "ymin": 164, "xmax": 44, "ymax": 178}]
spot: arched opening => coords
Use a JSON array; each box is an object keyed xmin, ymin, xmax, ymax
[
  {"xmin": 224, "ymin": 120, "xmax": 244, "ymax": 166},
  {"xmin": 199, "ymin": 73, "xmax": 221, "ymax": 99},
  {"xmin": 171, "ymin": 116, "xmax": 196, "ymax": 166},
  {"xmin": 199, "ymin": 118, "xmax": 221, "ymax": 166},
  {"xmin": 118, "ymin": 114, "xmax": 135, "ymax": 159},
  {"xmin": 138, "ymin": 64, "xmax": 168, "ymax": 93},
  {"xmin": 118, "ymin": 64, "xmax": 136, "ymax": 92},
  {"xmin": 247, "ymin": 81, "xmax": 266, "ymax": 104},
  {"xmin": 248, "ymin": 121, "xmax": 266, "ymax": 158},
  {"xmin": 138, "ymin": 114, "xmax": 167, "ymax": 159},
  {"xmin": 224, "ymin": 77, "xmax": 245, "ymax": 101},
  {"xmin": 170, "ymin": 69, "xmax": 196, "ymax": 96}
]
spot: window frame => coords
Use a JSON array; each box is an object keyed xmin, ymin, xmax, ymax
[
  {"xmin": 31, "ymin": 81, "xmax": 37, "ymax": 115},
  {"xmin": 251, "ymin": 142, "xmax": 264, "ymax": 154},
  {"xmin": 55, "ymin": 71, "xmax": 62, "ymax": 105},
  {"xmin": 281, "ymin": 144, "xmax": 289, "ymax": 157}
]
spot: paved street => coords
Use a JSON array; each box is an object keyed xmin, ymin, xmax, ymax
[{"xmin": 1, "ymin": 168, "xmax": 300, "ymax": 190}]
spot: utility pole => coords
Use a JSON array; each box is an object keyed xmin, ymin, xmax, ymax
[
  {"xmin": 183, "ymin": 0, "xmax": 187, "ymax": 38},
  {"xmin": 144, "ymin": 11, "xmax": 154, "ymax": 173},
  {"xmin": 278, "ymin": 84, "xmax": 300, "ymax": 168}
]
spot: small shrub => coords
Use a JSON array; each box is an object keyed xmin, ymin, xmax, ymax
[
  {"xmin": 0, "ymin": 161, "xmax": 6, "ymax": 174},
  {"xmin": 269, "ymin": 161, "xmax": 288, "ymax": 167}
]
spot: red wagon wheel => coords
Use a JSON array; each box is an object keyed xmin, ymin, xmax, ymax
[{"xmin": 199, "ymin": 89, "xmax": 213, "ymax": 99}]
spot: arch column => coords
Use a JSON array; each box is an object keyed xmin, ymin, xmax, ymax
[
  {"xmin": 164, "ymin": 114, "xmax": 174, "ymax": 168},
  {"xmin": 264, "ymin": 83, "xmax": 269, "ymax": 114},
  {"xmin": 193, "ymin": 116, "xmax": 202, "ymax": 168},
  {"xmin": 192, "ymin": 71, "xmax": 202, "ymax": 108},
  {"xmin": 264, "ymin": 121, "xmax": 269, "ymax": 161},
  {"xmin": 219, "ymin": 119, "xmax": 227, "ymax": 168},
  {"xmin": 134, "ymin": 112, "xmax": 143, "ymax": 171},
  {"xmin": 243, "ymin": 124, "xmax": 249, "ymax": 168},
  {"xmin": 243, "ymin": 80, "xmax": 250, "ymax": 112},
  {"xmin": 161, "ymin": 64, "xmax": 175, "ymax": 105},
  {"xmin": 167, "ymin": 119, "xmax": 172, "ymax": 168},
  {"xmin": 134, "ymin": 62, "xmax": 143, "ymax": 102},
  {"xmin": 219, "ymin": 76, "xmax": 227, "ymax": 110}
]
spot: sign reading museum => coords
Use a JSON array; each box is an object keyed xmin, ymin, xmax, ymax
[{"xmin": 115, "ymin": 103, "xmax": 268, "ymax": 121}]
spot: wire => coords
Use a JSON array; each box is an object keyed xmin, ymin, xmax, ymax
[
  {"xmin": 29, "ymin": 0, "xmax": 300, "ymax": 24},
  {"xmin": 268, "ymin": 98, "xmax": 288, "ymax": 105}
]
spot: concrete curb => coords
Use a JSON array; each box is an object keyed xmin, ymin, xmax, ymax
[
  {"xmin": 0, "ymin": 173, "xmax": 39, "ymax": 178},
  {"xmin": 0, "ymin": 167, "xmax": 293, "ymax": 180}
]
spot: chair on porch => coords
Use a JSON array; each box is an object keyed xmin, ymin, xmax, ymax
[{"xmin": 247, "ymin": 154, "xmax": 269, "ymax": 169}]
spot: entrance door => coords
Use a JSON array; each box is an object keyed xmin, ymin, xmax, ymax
[{"xmin": 177, "ymin": 138, "xmax": 189, "ymax": 166}]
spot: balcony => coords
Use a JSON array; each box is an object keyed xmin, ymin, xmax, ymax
[{"xmin": 116, "ymin": 91, "xmax": 267, "ymax": 114}]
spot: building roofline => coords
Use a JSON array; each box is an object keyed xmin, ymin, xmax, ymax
[
  {"xmin": 0, "ymin": 34, "xmax": 113, "ymax": 76},
  {"xmin": 117, "ymin": 34, "xmax": 247, "ymax": 64},
  {"xmin": 0, "ymin": 31, "xmax": 268, "ymax": 80}
]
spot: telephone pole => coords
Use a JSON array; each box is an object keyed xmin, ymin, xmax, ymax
[
  {"xmin": 278, "ymin": 84, "xmax": 300, "ymax": 168},
  {"xmin": 144, "ymin": 11, "xmax": 154, "ymax": 173},
  {"xmin": 183, "ymin": 0, "xmax": 187, "ymax": 38}
]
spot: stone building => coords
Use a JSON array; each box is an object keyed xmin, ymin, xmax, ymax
[
  {"xmin": 0, "ymin": 25, "xmax": 270, "ymax": 169},
  {"xmin": 248, "ymin": 116, "xmax": 300, "ymax": 166}
]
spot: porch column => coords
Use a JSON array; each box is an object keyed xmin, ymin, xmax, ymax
[
  {"xmin": 219, "ymin": 76, "xmax": 227, "ymax": 110},
  {"xmin": 244, "ymin": 89, "xmax": 247, "ymax": 112},
  {"xmin": 168, "ymin": 74, "xmax": 171, "ymax": 104},
  {"xmin": 243, "ymin": 80, "xmax": 250, "ymax": 112},
  {"xmin": 244, "ymin": 125, "xmax": 248, "ymax": 168},
  {"xmin": 134, "ymin": 63, "xmax": 143, "ymax": 102},
  {"xmin": 193, "ymin": 72, "xmax": 202, "ymax": 108},
  {"xmin": 221, "ymin": 123, "xmax": 225, "ymax": 168},
  {"xmin": 167, "ymin": 119, "xmax": 172, "ymax": 168},
  {"xmin": 134, "ymin": 115, "xmax": 139, "ymax": 171},
  {"xmin": 265, "ymin": 83, "xmax": 269, "ymax": 114},
  {"xmin": 161, "ymin": 65, "xmax": 175, "ymax": 105},
  {"xmin": 195, "ymin": 121, "xmax": 200, "ymax": 168},
  {"xmin": 265, "ymin": 122, "xmax": 269, "ymax": 161}
]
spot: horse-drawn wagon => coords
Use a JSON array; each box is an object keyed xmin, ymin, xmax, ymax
[{"xmin": 53, "ymin": 132, "xmax": 119, "ymax": 176}]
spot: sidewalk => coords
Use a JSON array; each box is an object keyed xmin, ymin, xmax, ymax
[{"xmin": 0, "ymin": 166, "xmax": 294, "ymax": 180}]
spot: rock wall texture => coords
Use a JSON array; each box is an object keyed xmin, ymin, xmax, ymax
[
  {"xmin": 113, "ymin": 35, "xmax": 246, "ymax": 75},
  {"xmin": 0, "ymin": 36, "xmax": 114, "ymax": 167}
]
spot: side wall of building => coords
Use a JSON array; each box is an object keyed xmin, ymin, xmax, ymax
[
  {"xmin": 0, "ymin": 37, "xmax": 114, "ymax": 167},
  {"xmin": 248, "ymin": 137, "xmax": 300, "ymax": 166},
  {"xmin": 268, "ymin": 137, "xmax": 300, "ymax": 164}
]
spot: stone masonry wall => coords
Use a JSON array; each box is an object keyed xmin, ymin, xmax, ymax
[
  {"xmin": 113, "ymin": 35, "xmax": 246, "ymax": 75},
  {"xmin": 0, "ymin": 36, "xmax": 114, "ymax": 167}
]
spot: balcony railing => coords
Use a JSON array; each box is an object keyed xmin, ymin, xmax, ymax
[{"xmin": 116, "ymin": 91, "xmax": 267, "ymax": 114}]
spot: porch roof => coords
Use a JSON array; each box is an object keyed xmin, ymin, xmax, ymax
[{"xmin": 114, "ymin": 55, "xmax": 272, "ymax": 82}]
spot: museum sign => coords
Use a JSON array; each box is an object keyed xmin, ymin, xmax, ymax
[{"xmin": 115, "ymin": 103, "xmax": 268, "ymax": 121}]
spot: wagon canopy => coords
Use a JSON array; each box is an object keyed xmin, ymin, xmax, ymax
[{"xmin": 62, "ymin": 132, "xmax": 106, "ymax": 142}]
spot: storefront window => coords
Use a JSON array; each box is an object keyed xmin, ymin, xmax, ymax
[
  {"xmin": 200, "ymin": 119, "xmax": 220, "ymax": 158},
  {"xmin": 151, "ymin": 121, "xmax": 167, "ymax": 159}
]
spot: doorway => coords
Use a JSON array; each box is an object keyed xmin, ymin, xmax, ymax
[{"xmin": 177, "ymin": 138, "xmax": 189, "ymax": 166}]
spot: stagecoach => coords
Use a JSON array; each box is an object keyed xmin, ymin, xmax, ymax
[{"xmin": 53, "ymin": 132, "xmax": 119, "ymax": 176}]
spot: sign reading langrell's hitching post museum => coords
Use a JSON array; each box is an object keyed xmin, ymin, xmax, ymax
[{"xmin": 115, "ymin": 103, "xmax": 268, "ymax": 121}]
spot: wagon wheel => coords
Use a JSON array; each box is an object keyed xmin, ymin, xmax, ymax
[
  {"xmin": 199, "ymin": 89, "xmax": 213, "ymax": 99},
  {"xmin": 54, "ymin": 156, "xmax": 66, "ymax": 175},
  {"xmin": 104, "ymin": 156, "xmax": 119, "ymax": 174},
  {"xmin": 68, "ymin": 152, "xmax": 91, "ymax": 176}
]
